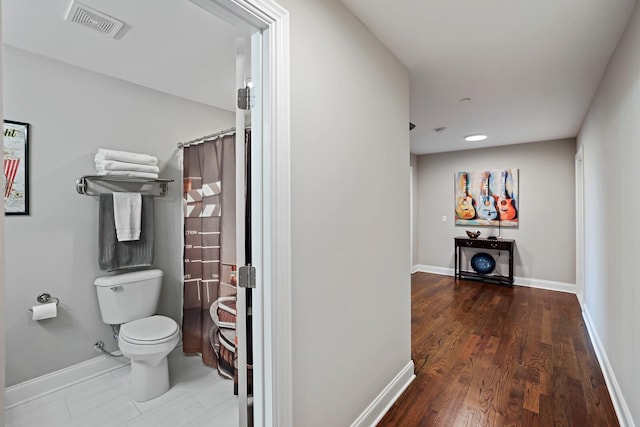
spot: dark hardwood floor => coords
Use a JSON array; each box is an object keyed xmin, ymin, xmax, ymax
[{"xmin": 378, "ymin": 273, "xmax": 619, "ymax": 427}]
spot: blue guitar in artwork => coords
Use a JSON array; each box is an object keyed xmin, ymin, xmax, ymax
[{"xmin": 476, "ymin": 172, "xmax": 498, "ymax": 220}]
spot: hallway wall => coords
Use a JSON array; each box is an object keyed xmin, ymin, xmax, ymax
[
  {"xmin": 578, "ymin": 1, "xmax": 640, "ymax": 423},
  {"xmin": 278, "ymin": 0, "xmax": 412, "ymax": 425},
  {"xmin": 411, "ymin": 154, "xmax": 418, "ymax": 267},
  {"xmin": 415, "ymin": 138, "xmax": 577, "ymax": 286},
  {"xmin": 2, "ymin": 46, "xmax": 234, "ymax": 386}
]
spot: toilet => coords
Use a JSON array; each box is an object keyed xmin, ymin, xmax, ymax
[{"xmin": 94, "ymin": 269, "xmax": 180, "ymax": 402}]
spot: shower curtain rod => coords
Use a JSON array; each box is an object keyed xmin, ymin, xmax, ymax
[{"xmin": 177, "ymin": 125, "xmax": 250, "ymax": 149}]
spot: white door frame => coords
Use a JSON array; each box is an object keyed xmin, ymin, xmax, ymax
[
  {"xmin": 409, "ymin": 165, "xmax": 414, "ymax": 271},
  {"xmin": 575, "ymin": 145, "xmax": 584, "ymax": 306},
  {"xmin": 235, "ymin": 36, "xmax": 250, "ymax": 426},
  {"xmin": 0, "ymin": 4, "xmax": 6, "ymax": 420},
  {"xmin": 190, "ymin": 1, "xmax": 292, "ymax": 426}
]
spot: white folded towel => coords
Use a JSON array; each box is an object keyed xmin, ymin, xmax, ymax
[
  {"xmin": 112, "ymin": 193, "xmax": 142, "ymax": 241},
  {"xmin": 95, "ymin": 160, "xmax": 160, "ymax": 174},
  {"xmin": 95, "ymin": 149, "xmax": 158, "ymax": 166},
  {"xmin": 96, "ymin": 170, "xmax": 159, "ymax": 179}
]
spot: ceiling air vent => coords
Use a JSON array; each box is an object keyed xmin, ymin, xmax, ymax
[{"xmin": 65, "ymin": 1, "xmax": 125, "ymax": 38}]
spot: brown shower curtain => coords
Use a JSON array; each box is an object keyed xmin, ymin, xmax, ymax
[{"xmin": 182, "ymin": 133, "xmax": 238, "ymax": 377}]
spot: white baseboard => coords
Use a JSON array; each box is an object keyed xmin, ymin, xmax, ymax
[
  {"xmin": 582, "ymin": 307, "xmax": 634, "ymax": 427},
  {"xmin": 350, "ymin": 360, "xmax": 415, "ymax": 427},
  {"xmin": 412, "ymin": 265, "xmax": 576, "ymax": 294},
  {"xmin": 5, "ymin": 354, "xmax": 130, "ymax": 409},
  {"xmin": 413, "ymin": 264, "xmax": 453, "ymax": 276},
  {"xmin": 512, "ymin": 276, "xmax": 576, "ymax": 294}
]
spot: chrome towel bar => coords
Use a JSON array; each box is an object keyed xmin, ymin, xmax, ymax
[{"xmin": 76, "ymin": 175, "xmax": 173, "ymax": 197}]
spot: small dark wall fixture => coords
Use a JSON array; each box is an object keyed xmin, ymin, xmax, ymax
[{"xmin": 3, "ymin": 120, "xmax": 30, "ymax": 215}]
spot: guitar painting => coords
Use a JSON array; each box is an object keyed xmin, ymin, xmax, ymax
[
  {"xmin": 454, "ymin": 169, "xmax": 519, "ymax": 226},
  {"xmin": 455, "ymin": 172, "xmax": 476, "ymax": 220},
  {"xmin": 496, "ymin": 170, "xmax": 517, "ymax": 220},
  {"xmin": 477, "ymin": 173, "xmax": 498, "ymax": 220}
]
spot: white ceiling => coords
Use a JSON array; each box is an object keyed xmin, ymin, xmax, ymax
[
  {"xmin": 340, "ymin": 0, "xmax": 637, "ymax": 154},
  {"xmin": 2, "ymin": 1, "xmax": 637, "ymax": 154},
  {"xmin": 2, "ymin": 0, "xmax": 241, "ymax": 112}
]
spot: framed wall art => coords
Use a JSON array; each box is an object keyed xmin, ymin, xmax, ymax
[
  {"xmin": 454, "ymin": 168, "xmax": 518, "ymax": 227},
  {"xmin": 4, "ymin": 120, "xmax": 30, "ymax": 215}
]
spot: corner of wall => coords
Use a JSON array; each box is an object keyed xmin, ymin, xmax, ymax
[{"xmin": 350, "ymin": 361, "xmax": 415, "ymax": 427}]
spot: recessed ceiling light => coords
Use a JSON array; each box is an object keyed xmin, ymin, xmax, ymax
[{"xmin": 465, "ymin": 134, "xmax": 487, "ymax": 142}]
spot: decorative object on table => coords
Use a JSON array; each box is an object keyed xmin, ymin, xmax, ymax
[
  {"xmin": 454, "ymin": 168, "xmax": 518, "ymax": 227},
  {"xmin": 487, "ymin": 217, "xmax": 501, "ymax": 240},
  {"xmin": 470, "ymin": 252, "xmax": 496, "ymax": 275},
  {"xmin": 465, "ymin": 230, "xmax": 481, "ymax": 239},
  {"xmin": 3, "ymin": 120, "xmax": 30, "ymax": 215}
]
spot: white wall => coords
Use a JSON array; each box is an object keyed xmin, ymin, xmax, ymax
[
  {"xmin": 410, "ymin": 154, "xmax": 418, "ymax": 267},
  {"xmin": 416, "ymin": 138, "xmax": 576, "ymax": 286},
  {"xmin": 578, "ymin": 1, "xmax": 640, "ymax": 424},
  {"xmin": 277, "ymin": 0, "xmax": 412, "ymax": 425},
  {"xmin": 2, "ymin": 46, "xmax": 234, "ymax": 386},
  {"xmin": 0, "ymin": 4, "xmax": 6, "ymax": 419}
]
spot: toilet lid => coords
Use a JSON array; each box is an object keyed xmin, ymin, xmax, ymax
[{"xmin": 120, "ymin": 315, "xmax": 179, "ymax": 344}]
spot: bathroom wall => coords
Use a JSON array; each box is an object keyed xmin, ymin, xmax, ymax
[
  {"xmin": 2, "ymin": 46, "xmax": 234, "ymax": 386},
  {"xmin": 0, "ymin": 6, "xmax": 6, "ymax": 416}
]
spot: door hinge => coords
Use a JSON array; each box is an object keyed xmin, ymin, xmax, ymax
[
  {"xmin": 237, "ymin": 86, "xmax": 252, "ymax": 110},
  {"xmin": 238, "ymin": 265, "xmax": 256, "ymax": 288}
]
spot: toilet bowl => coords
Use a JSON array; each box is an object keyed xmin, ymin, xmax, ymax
[
  {"xmin": 118, "ymin": 315, "xmax": 180, "ymax": 402},
  {"xmin": 93, "ymin": 269, "xmax": 180, "ymax": 402}
]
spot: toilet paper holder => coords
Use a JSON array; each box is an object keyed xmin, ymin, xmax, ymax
[{"xmin": 28, "ymin": 293, "xmax": 60, "ymax": 312}]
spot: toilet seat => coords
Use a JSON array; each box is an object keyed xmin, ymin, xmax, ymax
[
  {"xmin": 120, "ymin": 315, "xmax": 179, "ymax": 346},
  {"xmin": 117, "ymin": 315, "xmax": 180, "ymax": 402}
]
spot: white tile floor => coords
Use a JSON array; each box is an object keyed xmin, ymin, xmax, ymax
[{"xmin": 5, "ymin": 349, "xmax": 239, "ymax": 427}]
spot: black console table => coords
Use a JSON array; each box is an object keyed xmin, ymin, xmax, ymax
[{"xmin": 454, "ymin": 237, "xmax": 515, "ymax": 286}]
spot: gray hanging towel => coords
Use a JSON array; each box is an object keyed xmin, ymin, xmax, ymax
[{"xmin": 98, "ymin": 194, "xmax": 154, "ymax": 271}]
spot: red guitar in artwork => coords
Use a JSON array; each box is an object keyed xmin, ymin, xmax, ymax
[
  {"xmin": 455, "ymin": 172, "xmax": 476, "ymax": 220},
  {"xmin": 496, "ymin": 170, "xmax": 517, "ymax": 220}
]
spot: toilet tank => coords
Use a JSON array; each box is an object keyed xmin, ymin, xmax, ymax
[{"xmin": 94, "ymin": 269, "xmax": 163, "ymax": 325}]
